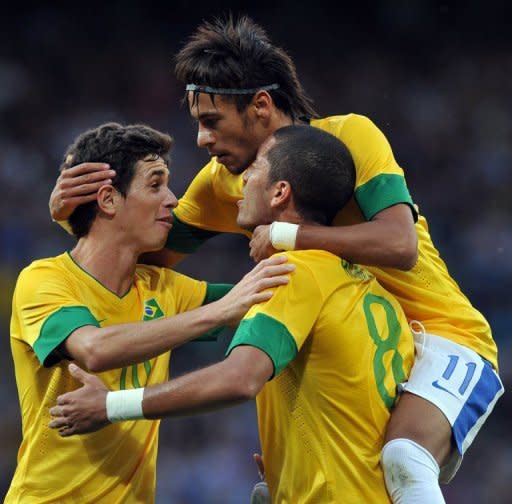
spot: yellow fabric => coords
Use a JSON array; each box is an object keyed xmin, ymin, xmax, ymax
[
  {"xmin": 174, "ymin": 113, "xmax": 497, "ymax": 368},
  {"xmin": 236, "ymin": 250, "xmax": 414, "ymax": 503},
  {"xmin": 7, "ymin": 253, "xmax": 206, "ymax": 504}
]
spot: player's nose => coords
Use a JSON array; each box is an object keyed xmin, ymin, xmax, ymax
[
  {"xmin": 164, "ymin": 187, "xmax": 178, "ymax": 209},
  {"xmin": 197, "ymin": 126, "xmax": 215, "ymax": 148}
]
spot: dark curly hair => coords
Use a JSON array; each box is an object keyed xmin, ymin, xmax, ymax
[
  {"xmin": 175, "ymin": 15, "xmax": 318, "ymax": 121},
  {"xmin": 61, "ymin": 122, "xmax": 173, "ymax": 238}
]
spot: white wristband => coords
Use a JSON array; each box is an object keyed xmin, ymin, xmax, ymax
[
  {"xmin": 270, "ymin": 222, "xmax": 299, "ymax": 251},
  {"xmin": 106, "ymin": 388, "xmax": 145, "ymax": 422}
]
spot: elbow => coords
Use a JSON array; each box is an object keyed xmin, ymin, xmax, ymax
[
  {"xmin": 75, "ymin": 339, "xmax": 111, "ymax": 373},
  {"xmin": 228, "ymin": 369, "xmax": 265, "ymax": 400},
  {"xmin": 394, "ymin": 234, "xmax": 418, "ymax": 271}
]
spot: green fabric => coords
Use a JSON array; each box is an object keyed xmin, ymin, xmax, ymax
[
  {"xmin": 192, "ymin": 283, "xmax": 234, "ymax": 342},
  {"xmin": 165, "ymin": 213, "xmax": 220, "ymax": 254},
  {"xmin": 35, "ymin": 306, "xmax": 100, "ymax": 367},
  {"xmin": 202, "ymin": 283, "xmax": 234, "ymax": 305},
  {"xmin": 355, "ymin": 174, "xmax": 418, "ymax": 222},
  {"xmin": 226, "ymin": 313, "xmax": 298, "ymax": 377}
]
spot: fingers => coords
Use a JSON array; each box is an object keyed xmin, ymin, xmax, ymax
[
  {"xmin": 56, "ymin": 392, "xmax": 72, "ymax": 405},
  {"xmin": 256, "ymin": 263, "xmax": 295, "ymax": 278},
  {"xmin": 251, "ymin": 291, "xmax": 274, "ymax": 303},
  {"xmin": 247, "ymin": 259, "xmax": 294, "ymax": 281},
  {"xmin": 48, "ymin": 414, "xmax": 68, "ymax": 429},
  {"xmin": 59, "ymin": 194, "xmax": 100, "ymax": 207},
  {"xmin": 59, "ymin": 173, "xmax": 115, "ymax": 195},
  {"xmin": 57, "ymin": 426, "xmax": 75, "ymax": 437},
  {"xmin": 57, "ymin": 164, "xmax": 115, "ymax": 197},
  {"xmin": 61, "ymin": 179, "xmax": 113, "ymax": 197},
  {"xmin": 48, "ymin": 405, "xmax": 75, "ymax": 436},
  {"xmin": 255, "ymin": 275, "xmax": 290, "ymax": 291},
  {"xmin": 68, "ymin": 362, "xmax": 90, "ymax": 383},
  {"xmin": 256, "ymin": 255, "xmax": 288, "ymax": 268},
  {"xmin": 61, "ymin": 163, "xmax": 112, "ymax": 178}
]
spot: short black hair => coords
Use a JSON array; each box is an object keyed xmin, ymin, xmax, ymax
[
  {"xmin": 267, "ymin": 125, "xmax": 355, "ymax": 225},
  {"xmin": 175, "ymin": 15, "xmax": 317, "ymax": 121},
  {"xmin": 61, "ymin": 122, "xmax": 173, "ymax": 238}
]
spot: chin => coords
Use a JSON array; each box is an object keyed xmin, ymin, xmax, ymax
[
  {"xmin": 226, "ymin": 164, "xmax": 247, "ymax": 176},
  {"xmin": 145, "ymin": 237, "xmax": 168, "ymax": 253},
  {"xmin": 236, "ymin": 217, "xmax": 253, "ymax": 232},
  {"xmin": 225, "ymin": 156, "xmax": 256, "ymax": 176}
]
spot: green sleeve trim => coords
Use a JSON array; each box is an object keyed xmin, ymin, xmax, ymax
[
  {"xmin": 34, "ymin": 306, "xmax": 100, "ymax": 368},
  {"xmin": 202, "ymin": 283, "xmax": 234, "ymax": 305},
  {"xmin": 165, "ymin": 213, "xmax": 220, "ymax": 254},
  {"xmin": 226, "ymin": 313, "xmax": 298, "ymax": 377},
  {"xmin": 189, "ymin": 283, "xmax": 234, "ymax": 342},
  {"xmin": 355, "ymin": 173, "xmax": 418, "ymax": 222}
]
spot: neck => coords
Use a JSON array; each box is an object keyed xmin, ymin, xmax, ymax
[
  {"xmin": 270, "ymin": 110, "xmax": 294, "ymax": 133},
  {"xmin": 274, "ymin": 207, "xmax": 316, "ymax": 227},
  {"xmin": 71, "ymin": 231, "xmax": 139, "ymax": 297}
]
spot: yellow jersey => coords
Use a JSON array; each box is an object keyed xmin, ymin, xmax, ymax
[
  {"xmin": 170, "ymin": 113, "xmax": 497, "ymax": 368},
  {"xmin": 7, "ymin": 252, "xmax": 207, "ymax": 504},
  {"xmin": 227, "ymin": 250, "xmax": 415, "ymax": 503}
]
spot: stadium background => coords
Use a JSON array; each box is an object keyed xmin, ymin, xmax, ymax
[{"xmin": 1, "ymin": 1, "xmax": 510, "ymax": 502}]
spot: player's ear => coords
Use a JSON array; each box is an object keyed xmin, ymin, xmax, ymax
[
  {"xmin": 97, "ymin": 185, "xmax": 117, "ymax": 216},
  {"xmin": 270, "ymin": 180, "xmax": 292, "ymax": 208},
  {"xmin": 252, "ymin": 91, "xmax": 273, "ymax": 121}
]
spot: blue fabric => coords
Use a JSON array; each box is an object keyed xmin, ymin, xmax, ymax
[{"xmin": 452, "ymin": 359, "xmax": 504, "ymax": 454}]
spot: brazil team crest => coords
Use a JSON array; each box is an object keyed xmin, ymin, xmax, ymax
[
  {"xmin": 143, "ymin": 299, "xmax": 164, "ymax": 320},
  {"xmin": 341, "ymin": 259, "xmax": 373, "ymax": 282}
]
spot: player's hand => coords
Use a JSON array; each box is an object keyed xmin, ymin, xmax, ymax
[
  {"xmin": 217, "ymin": 255, "xmax": 294, "ymax": 326},
  {"xmin": 253, "ymin": 452, "xmax": 265, "ymax": 480},
  {"xmin": 249, "ymin": 225, "xmax": 277, "ymax": 262},
  {"xmin": 48, "ymin": 363, "xmax": 110, "ymax": 436},
  {"xmin": 50, "ymin": 163, "xmax": 116, "ymax": 221}
]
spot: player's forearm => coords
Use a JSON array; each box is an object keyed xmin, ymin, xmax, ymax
[
  {"xmin": 297, "ymin": 211, "xmax": 417, "ymax": 270},
  {"xmin": 141, "ymin": 359, "xmax": 254, "ymax": 419},
  {"xmin": 78, "ymin": 301, "xmax": 227, "ymax": 372}
]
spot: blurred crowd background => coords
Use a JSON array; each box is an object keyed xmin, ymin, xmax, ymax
[{"xmin": 1, "ymin": 1, "xmax": 510, "ymax": 502}]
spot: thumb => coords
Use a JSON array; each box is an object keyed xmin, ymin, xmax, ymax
[{"xmin": 68, "ymin": 362, "xmax": 91, "ymax": 384}]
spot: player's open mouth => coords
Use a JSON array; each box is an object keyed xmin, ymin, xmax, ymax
[
  {"xmin": 212, "ymin": 152, "xmax": 229, "ymax": 163},
  {"xmin": 156, "ymin": 215, "xmax": 173, "ymax": 228}
]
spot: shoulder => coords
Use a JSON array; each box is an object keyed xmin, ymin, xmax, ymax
[
  {"xmin": 280, "ymin": 250, "xmax": 374, "ymax": 292},
  {"xmin": 16, "ymin": 254, "xmax": 68, "ymax": 288},
  {"xmin": 186, "ymin": 157, "xmax": 243, "ymax": 198},
  {"xmin": 194, "ymin": 157, "xmax": 230, "ymax": 181},
  {"xmin": 277, "ymin": 250, "xmax": 353, "ymax": 292},
  {"xmin": 12, "ymin": 254, "xmax": 78, "ymax": 312},
  {"xmin": 312, "ymin": 114, "xmax": 383, "ymax": 138}
]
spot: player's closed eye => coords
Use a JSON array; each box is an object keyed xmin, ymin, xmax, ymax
[{"xmin": 202, "ymin": 118, "xmax": 218, "ymax": 129}]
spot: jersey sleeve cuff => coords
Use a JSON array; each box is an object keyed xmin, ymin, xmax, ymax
[
  {"xmin": 34, "ymin": 306, "xmax": 100, "ymax": 367},
  {"xmin": 165, "ymin": 212, "xmax": 220, "ymax": 254},
  {"xmin": 202, "ymin": 283, "xmax": 234, "ymax": 305},
  {"xmin": 188, "ymin": 283, "xmax": 235, "ymax": 342},
  {"xmin": 226, "ymin": 313, "xmax": 298, "ymax": 377},
  {"xmin": 355, "ymin": 173, "xmax": 418, "ymax": 222}
]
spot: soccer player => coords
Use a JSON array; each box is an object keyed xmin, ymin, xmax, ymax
[
  {"xmin": 49, "ymin": 16, "xmax": 504, "ymax": 503},
  {"xmin": 50, "ymin": 125, "xmax": 416, "ymax": 503},
  {"xmin": 6, "ymin": 122, "xmax": 293, "ymax": 504}
]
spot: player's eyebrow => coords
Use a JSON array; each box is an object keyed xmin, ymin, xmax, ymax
[
  {"xmin": 146, "ymin": 167, "xmax": 169, "ymax": 179},
  {"xmin": 193, "ymin": 110, "xmax": 222, "ymax": 122}
]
